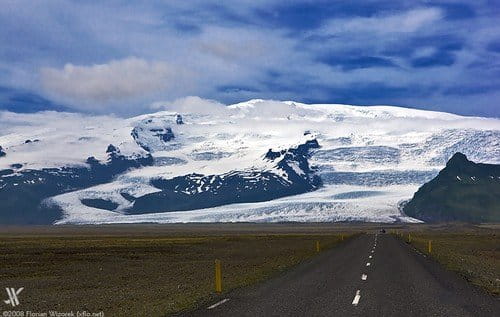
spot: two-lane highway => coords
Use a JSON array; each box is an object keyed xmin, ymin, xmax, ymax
[{"xmin": 184, "ymin": 234, "xmax": 499, "ymax": 317}]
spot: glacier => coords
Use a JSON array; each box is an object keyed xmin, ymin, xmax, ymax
[{"xmin": 0, "ymin": 99, "xmax": 499, "ymax": 224}]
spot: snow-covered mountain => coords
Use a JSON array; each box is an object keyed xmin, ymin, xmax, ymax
[{"xmin": 0, "ymin": 99, "xmax": 499, "ymax": 224}]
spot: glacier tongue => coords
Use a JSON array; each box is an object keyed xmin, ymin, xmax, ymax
[
  {"xmin": 1, "ymin": 99, "xmax": 500, "ymax": 224},
  {"xmin": 55, "ymin": 184, "xmax": 422, "ymax": 224}
]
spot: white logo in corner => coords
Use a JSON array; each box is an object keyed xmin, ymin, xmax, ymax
[{"xmin": 4, "ymin": 287, "xmax": 23, "ymax": 307}]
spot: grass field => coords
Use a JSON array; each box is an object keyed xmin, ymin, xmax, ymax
[
  {"xmin": 2, "ymin": 223, "xmax": 498, "ymax": 316},
  {"xmin": 0, "ymin": 225, "xmax": 357, "ymax": 316},
  {"xmin": 397, "ymin": 228, "xmax": 500, "ymax": 296}
]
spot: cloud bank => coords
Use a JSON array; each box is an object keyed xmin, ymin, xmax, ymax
[
  {"xmin": 40, "ymin": 58, "xmax": 183, "ymax": 111},
  {"xmin": 151, "ymin": 96, "xmax": 228, "ymax": 116},
  {"xmin": 0, "ymin": 0, "xmax": 499, "ymax": 117},
  {"xmin": 320, "ymin": 7, "xmax": 443, "ymax": 35}
]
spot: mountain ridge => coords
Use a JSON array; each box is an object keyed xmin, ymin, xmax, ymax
[
  {"xmin": 1, "ymin": 99, "xmax": 499, "ymax": 224},
  {"xmin": 403, "ymin": 153, "xmax": 500, "ymax": 222}
]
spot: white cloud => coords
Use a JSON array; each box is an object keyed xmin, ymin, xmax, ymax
[
  {"xmin": 412, "ymin": 47, "xmax": 437, "ymax": 58},
  {"xmin": 40, "ymin": 57, "xmax": 186, "ymax": 111},
  {"xmin": 151, "ymin": 96, "xmax": 229, "ymax": 116},
  {"xmin": 321, "ymin": 8, "xmax": 442, "ymax": 34},
  {"xmin": 2, "ymin": 1, "xmax": 496, "ymax": 117}
]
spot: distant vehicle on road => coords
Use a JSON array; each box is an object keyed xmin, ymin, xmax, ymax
[{"xmin": 379, "ymin": 229, "xmax": 386, "ymax": 233}]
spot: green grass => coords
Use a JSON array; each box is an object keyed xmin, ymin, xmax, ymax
[
  {"xmin": 397, "ymin": 231, "xmax": 500, "ymax": 296},
  {"xmin": 0, "ymin": 232, "xmax": 353, "ymax": 316}
]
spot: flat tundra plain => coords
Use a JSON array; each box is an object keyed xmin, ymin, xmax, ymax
[{"xmin": 0, "ymin": 223, "xmax": 498, "ymax": 316}]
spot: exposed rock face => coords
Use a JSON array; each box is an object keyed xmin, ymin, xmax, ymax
[
  {"xmin": 0, "ymin": 146, "xmax": 153, "ymax": 224},
  {"xmin": 87, "ymin": 145, "xmax": 153, "ymax": 179},
  {"xmin": 265, "ymin": 139, "xmax": 321, "ymax": 186},
  {"xmin": 176, "ymin": 114, "xmax": 184, "ymax": 125},
  {"xmin": 403, "ymin": 152, "xmax": 500, "ymax": 222},
  {"xmin": 0, "ymin": 146, "xmax": 5, "ymax": 157},
  {"xmin": 129, "ymin": 139, "xmax": 322, "ymax": 214},
  {"xmin": 106, "ymin": 144, "xmax": 119, "ymax": 154},
  {"xmin": 131, "ymin": 119, "xmax": 176, "ymax": 152},
  {"xmin": 81, "ymin": 198, "xmax": 119, "ymax": 211},
  {"xmin": 158, "ymin": 128, "xmax": 175, "ymax": 142}
]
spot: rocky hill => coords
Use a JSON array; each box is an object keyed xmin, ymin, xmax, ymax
[{"xmin": 403, "ymin": 153, "xmax": 500, "ymax": 222}]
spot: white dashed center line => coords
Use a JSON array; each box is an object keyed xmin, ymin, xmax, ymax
[
  {"xmin": 361, "ymin": 274, "xmax": 367, "ymax": 280},
  {"xmin": 208, "ymin": 298, "xmax": 230, "ymax": 309},
  {"xmin": 352, "ymin": 290, "xmax": 361, "ymax": 306}
]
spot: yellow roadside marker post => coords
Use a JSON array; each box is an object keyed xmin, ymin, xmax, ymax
[
  {"xmin": 215, "ymin": 259, "xmax": 222, "ymax": 293},
  {"xmin": 408, "ymin": 233, "xmax": 411, "ymax": 243},
  {"xmin": 428, "ymin": 240, "xmax": 432, "ymax": 254},
  {"xmin": 316, "ymin": 240, "xmax": 320, "ymax": 253},
  {"xmin": 341, "ymin": 234, "xmax": 344, "ymax": 241}
]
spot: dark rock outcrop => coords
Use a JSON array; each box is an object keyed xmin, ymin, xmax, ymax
[
  {"xmin": 106, "ymin": 144, "xmax": 119, "ymax": 154},
  {"xmin": 176, "ymin": 114, "xmax": 184, "ymax": 125},
  {"xmin": 131, "ymin": 125, "xmax": 175, "ymax": 152},
  {"xmin": 146, "ymin": 128, "xmax": 174, "ymax": 142},
  {"xmin": 0, "ymin": 146, "xmax": 153, "ymax": 224},
  {"xmin": 129, "ymin": 139, "xmax": 322, "ymax": 214},
  {"xmin": 403, "ymin": 152, "xmax": 500, "ymax": 222},
  {"xmin": 81, "ymin": 198, "xmax": 119, "ymax": 211},
  {"xmin": 0, "ymin": 146, "xmax": 5, "ymax": 157}
]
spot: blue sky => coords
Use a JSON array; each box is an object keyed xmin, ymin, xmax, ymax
[{"xmin": 0, "ymin": 0, "xmax": 499, "ymax": 117}]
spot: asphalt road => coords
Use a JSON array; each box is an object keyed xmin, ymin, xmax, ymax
[{"xmin": 184, "ymin": 233, "xmax": 499, "ymax": 317}]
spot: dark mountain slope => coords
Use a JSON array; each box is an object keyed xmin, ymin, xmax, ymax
[
  {"xmin": 130, "ymin": 139, "xmax": 322, "ymax": 214},
  {"xmin": 0, "ymin": 145, "xmax": 153, "ymax": 224},
  {"xmin": 403, "ymin": 153, "xmax": 500, "ymax": 222}
]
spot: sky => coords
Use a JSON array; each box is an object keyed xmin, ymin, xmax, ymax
[{"xmin": 0, "ymin": 0, "xmax": 499, "ymax": 117}]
